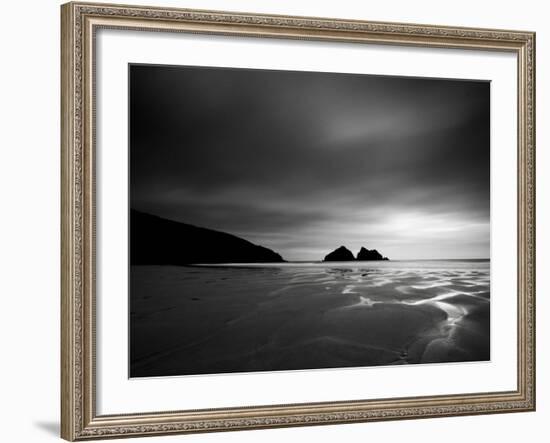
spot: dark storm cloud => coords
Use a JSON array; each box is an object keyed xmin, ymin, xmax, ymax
[{"xmin": 130, "ymin": 64, "xmax": 490, "ymax": 260}]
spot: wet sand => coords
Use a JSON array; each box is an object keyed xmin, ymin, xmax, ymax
[{"xmin": 130, "ymin": 262, "xmax": 490, "ymax": 377}]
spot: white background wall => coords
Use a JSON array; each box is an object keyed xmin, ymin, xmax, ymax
[{"xmin": 0, "ymin": 1, "xmax": 546, "ymax": 442}]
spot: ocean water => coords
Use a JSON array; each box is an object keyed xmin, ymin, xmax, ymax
[{"xmin": 130, "ymin": 260, "xmax": 490, "ymax": 377}]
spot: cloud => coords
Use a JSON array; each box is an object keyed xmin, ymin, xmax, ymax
[{"xmin": 130, "ymin": 64, "xmax": 490, "ymax": 260}]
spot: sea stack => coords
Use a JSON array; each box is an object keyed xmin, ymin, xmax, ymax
[
  {"xmin": 323, "ymin": 246, "xmax": 355, "ymax": 262},
  {"xmin": 356, "ymin": 247, "xmax": 389, "ymax": 261}
]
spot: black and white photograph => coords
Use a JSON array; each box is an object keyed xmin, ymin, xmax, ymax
[{"xmin": 129, "ymin": 63, "xmax": 490, "ymax": 378}]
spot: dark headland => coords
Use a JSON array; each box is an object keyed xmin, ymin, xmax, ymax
[
  {"xmin": 131, "ymin": 210, "xmax": 285, "ymax": 265},
  {"xmin": 323, "ymin": 245, "xmax": 389, "ymax": 262}
]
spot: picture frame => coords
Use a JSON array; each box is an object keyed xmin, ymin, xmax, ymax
[{"xmin": 61, "ymin": 1, "xmax": 536, "ymax": 440}]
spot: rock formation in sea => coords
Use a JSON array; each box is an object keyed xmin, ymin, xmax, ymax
[
  {"xmin": 131, "ymin": 209, "xmax": 285, "ymax": 265},
  {"xmin": 322, "ymin": 246, "xmax": 389, "ymax": 262},
  {"xmin": 356, "ymin": 247, "xmax": 389, "ymax": 261},
  {"xmin": 323, "ymin": 246, "xmax": 355, "ymax": 262}
]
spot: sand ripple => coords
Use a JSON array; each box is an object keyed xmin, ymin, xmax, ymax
[{"xmin": 130, "ymin": 261, "xmax": 490, "ymax": 377}]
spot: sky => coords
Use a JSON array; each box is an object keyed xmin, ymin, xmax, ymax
[{"xmin": 130, "ymin": 64, "xmax": 490, "ymax": 261}]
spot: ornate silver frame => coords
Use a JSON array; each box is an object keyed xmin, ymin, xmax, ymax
[{"xmin": 61, "ymin": 2, "xmax": 536, "ymax": 440}]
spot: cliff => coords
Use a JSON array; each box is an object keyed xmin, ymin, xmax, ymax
[{"xmin": 131, "ymin": 210, "xmax": 285, "ymax": 265}]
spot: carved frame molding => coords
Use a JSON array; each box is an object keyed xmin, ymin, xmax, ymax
[{"xmin": 61, "ymin": 2, "xmax": 535, "ymax": 440}]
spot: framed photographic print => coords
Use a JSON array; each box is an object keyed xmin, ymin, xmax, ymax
[{"xmin": 61, "ymin": 2, "xmax": 536, "ymax": 440}]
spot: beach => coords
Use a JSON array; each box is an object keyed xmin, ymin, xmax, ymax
[{"xmin": 130, "ymin": 260, "xmax": 490, "ymax": 377}]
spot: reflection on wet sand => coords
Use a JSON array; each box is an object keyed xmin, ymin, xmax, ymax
[{"xmin": 130, "ymin": 261, "xmax": 490, "ymax": 377}]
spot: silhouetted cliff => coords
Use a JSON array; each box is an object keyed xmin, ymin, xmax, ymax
[
  {"xmin": 322, "ymin": 245, "xmax": 389, "ymax": 262},
  {"xmin": 131, "ymin": 210, "xmax": 285, "ymax": 265},
  {"xmin": 323, "ymin": 246, "xmax": 355, "ymax": 262},
  {"xmin": 356, "ymin": 247, "xmax": 389, "ymax": 261}
]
